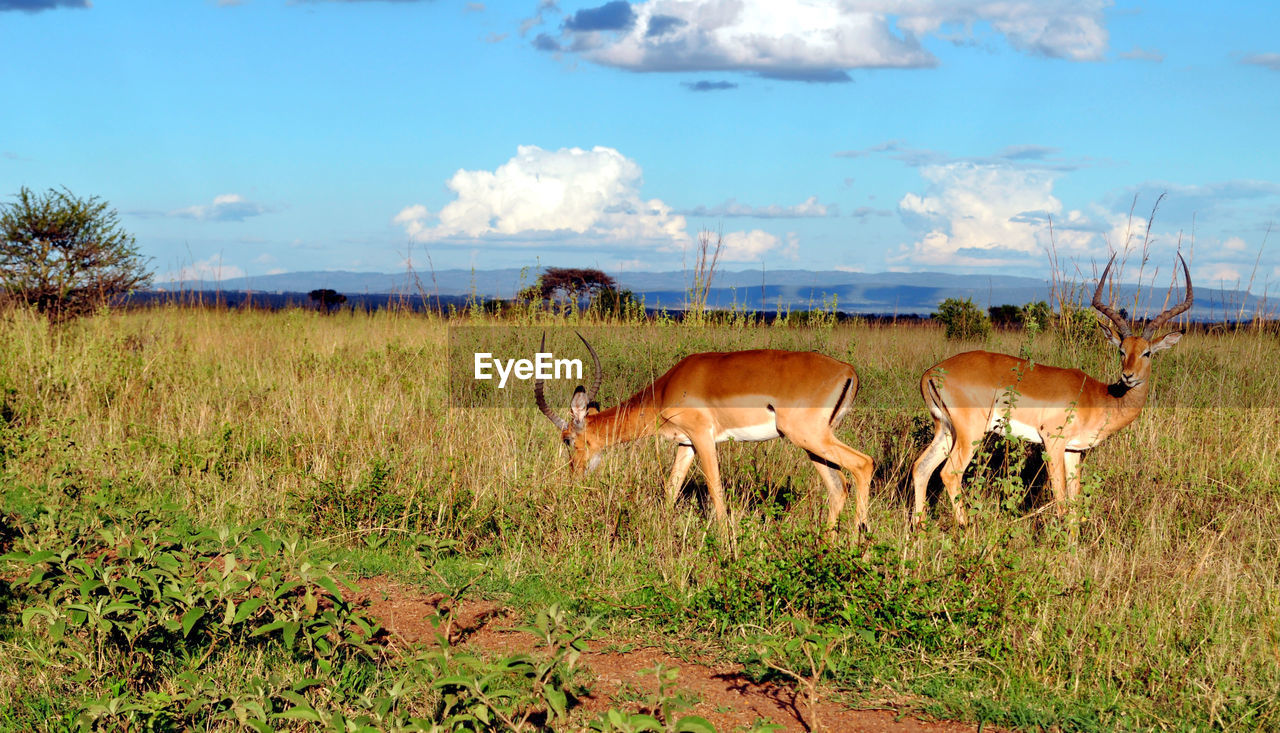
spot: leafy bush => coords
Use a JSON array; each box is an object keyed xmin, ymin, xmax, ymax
[
  {"xmin": 1021, "ymin": 300, "xmax": 1052, "ymax": 333},
  {"xmin": 934, "ymin": 297, "xmax": 992, "ymax": 340}
]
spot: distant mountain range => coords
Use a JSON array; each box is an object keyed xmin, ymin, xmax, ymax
[{"xmin": 154, "ymin": 268, "xmax": 1262, "ymax": 320}]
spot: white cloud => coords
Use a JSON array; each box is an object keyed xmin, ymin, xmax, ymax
[
  {"xmin": 554, "ymin": 0, "xmax": 1108, "ymax": 80},
  {"xmin": 162, "ymin": 256, "xmax": 245, "ymax": 283},
  {"xmin": 896, "ymin": 162, "xmax": 1096, "ymax": 266},
  {"xmin": 893, "ymin": 0, "xmax": 1110, "ymax": 61},
  {"xmin": 393, "ymin": 204, "xmax": 431, "ymax": 239},
  {"xmin": 718, "ymin": 229, "xmax": 798, "ymax": 262},
  {"xmin": 1223, "ymin": 236, "xmax": 1249, "ymax": 252},
  {"xmin": 170, "ymin": 193, "xmax": 270, "ymax": 222},
  {"xmin": 1201, "ymin": 264, "xmax": 1243, "ymax": 283},
  {"xmin": 396, "ymin": 145, "xmax": 689, "ymax": 248}
]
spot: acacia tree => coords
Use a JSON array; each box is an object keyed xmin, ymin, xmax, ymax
[
  {"xmin": 519, "ymin": 267, "xmax": 617, "ymax": 308},
  {"xmin": 308, "ymin": 288, "xmax": 347, "ymax": 314},
  {"xmin": 0, "ymin": 187, "xmax": 151, "ymax": 322}
]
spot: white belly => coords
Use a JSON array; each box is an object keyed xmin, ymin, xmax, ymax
[
  {"xmin": 716, "ymin": 422, "xmax": 781, "ymax": 443},
  {"xmin": 987, "ymin": 415, "xmax": 1043, "ymax": 443}
]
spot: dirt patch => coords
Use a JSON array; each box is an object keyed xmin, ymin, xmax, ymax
[{"xmin": 349, "ymin": 577, "xmax": 993, "ymax": 733}]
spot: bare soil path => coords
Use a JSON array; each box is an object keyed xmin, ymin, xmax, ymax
[{"xmin": 350, "ymin": 577, "xmax": 996, "ymax": 733}]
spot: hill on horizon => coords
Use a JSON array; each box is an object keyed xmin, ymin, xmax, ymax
[{"xmin": 153, "ymin": 267, "xmax": 1260, "ymax": 320}]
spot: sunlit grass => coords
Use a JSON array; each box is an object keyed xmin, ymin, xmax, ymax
[{"xmin": 2, "ymin": 304, "xmax": 1278, "ymax": 729}]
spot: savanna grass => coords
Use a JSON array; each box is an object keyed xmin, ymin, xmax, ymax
[{"xmin": 1, "ymin": 303, "xmax": 1279, "ymax": 730}]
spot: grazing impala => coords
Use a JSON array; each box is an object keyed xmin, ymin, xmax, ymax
[
  {"xmin": 911, "ymin": 255, "xmax": 1193, "ymax": 526},
  {"xmin": 534, "ymin": 334, "xmax": 876, "ymax": 533}
]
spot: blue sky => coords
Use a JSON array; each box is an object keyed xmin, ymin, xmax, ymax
[{"xmin": 1, "ymin": 0, "xmax": 1278, "ymax": 289}]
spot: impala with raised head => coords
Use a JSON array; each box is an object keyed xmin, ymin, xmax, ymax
[
  {"xmin": 911, "ymin": 254, "xmax": 1193, "ymax": 526},
  {"xmin": 535, "ymin": 334, "xmax": 876, "ymax": 533}
]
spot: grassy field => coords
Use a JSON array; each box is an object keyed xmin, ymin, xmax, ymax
[{"xmin": 1, "ymin": 304, "xmax": 1278, "ymax": 730}]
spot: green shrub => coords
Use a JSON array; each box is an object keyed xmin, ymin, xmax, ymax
[
  {"xmin": 935, "ymin": 298, "xmax": 992, "ymax": 340},
  {"xmin": 1021, "ymin": 300, "xmax": 1052, "ymax": 333}
]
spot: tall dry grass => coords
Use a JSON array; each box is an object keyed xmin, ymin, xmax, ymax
[{"xmin": 2, "ymin": 303, "xmax": 1278, "ymax": 728}]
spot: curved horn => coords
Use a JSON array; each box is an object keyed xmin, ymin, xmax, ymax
[
  {"xmin": 534, "ymin": 332, "xmax": 568, "ymax": 431},
  {"xmin": 1091, "ymin": 254, "xmax": 1132, "ymax": 337},
  {"xmin": 575, "ymin": 331, "xmax": 603, "ymax": 403},
  {"xmin": 1143, "ymin": 253, "xmax": 1194, "ymax": 339}
]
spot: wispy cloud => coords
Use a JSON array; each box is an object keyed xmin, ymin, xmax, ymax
[
  {"xmin": 134, "ymin": 194, "xmax": 273, "ymax": 222},
  {"xmin": 836, "ymin": 140, "xmax": 1088, "ymax": 172},
  {"xmin": 519, "ymin": 0, "xmax": 557, "ymax": 36},
  {"xmin": 0, "ymin": 0, "xmax": 89, "ymax": 11},
  {"xmin": 1118, "ymin": 46, "xmax": 1164, "ymax": 62},
  {"xmin": 682, "ymin": 80, "xmax": 738, "ymax": 92},
  {"xmin": 678, "ymin": 196, "xmax": 835, "ymax": 219},
  {"xmin": 1241, "ymin": 52, "xmax": 1280, "ymax": 71}
]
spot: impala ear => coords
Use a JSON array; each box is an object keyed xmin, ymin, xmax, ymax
[
  {"xmin": 1149, "ymin": 330, "xmax": 1182, "ymax": 354},
  {"xmin": 1098, "ymin": 319, "xmax": 1123, "ymax": 348},
  {"xmin": 569, "ymin": 387, "xmax": 590, "ymax": 430}
]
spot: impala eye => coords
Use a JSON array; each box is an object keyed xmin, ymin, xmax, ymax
[{"xmin": 1142, "ymin": 350, "xmax": 1151, "ymax": 358}]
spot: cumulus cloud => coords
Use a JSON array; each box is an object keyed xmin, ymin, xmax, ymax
[
  {"xmin": 718, "ymin": 230, "xmax": 798, "ymax": 262},
  {"xmin": 543, "ymin": 0, "xmax": 1109, "ymax": 80},
  {"xmin": 395, "ymin": 145, "xmax": 689, "ymax": 248},
  {"xmin": 895, "ymin": 161, "xmax": 1098, "ymax": 266},
  {"xmin": 169, "ymin": 194, "xmax": 271, "ymax": 222},
  {"xmin": 1200, "ymin": 263, "xmax": 1244, "ymax": 283},
  {"xmin": 679, "ymin": 196, "xmax": 834, "ymax": 218},
  {"xmin": 0, "ymin": 0, "xmax": 89, "ymax": 11}
]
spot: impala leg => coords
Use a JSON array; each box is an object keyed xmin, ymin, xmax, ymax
[
  {"xmin": 940, "ymin": 424, "xmax": 977, "ymax": 527},
  {"xmin": 831, "ymin": 441, "xmax": 874, "ymax": 534},
  {"xmin": 1040, "ymin": 436, "xmax": 1068, "ymax": 517},
  {"xmin": 689, "ymin": 432, "xmax": 727, "ymax": 524},
  {"xmin": 910, "ymin": 418, "xmax": 953, "ymax": 527},
  {"xmin": 806, "ymin": 454, "xmax": 848, "ymax": 534},
  {"xmin": 1064, "ymin": 450, "xmax": 1083, "ymax": 503},
  {"xmin": 777, "ymin": 407, "xmax": 874, "ymax": 534},
  {"xmin": 666, "ymin": 444, "xmax": 697, "ymax": 508}
]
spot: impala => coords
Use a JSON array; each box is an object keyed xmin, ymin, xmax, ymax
[
  {"xmin": 534, "ymin": 334, "xmax": 876, "ymax": 532},
  {"xmin": 911, "ymin": 255, "xmax": 1193, "ymax": 526}
]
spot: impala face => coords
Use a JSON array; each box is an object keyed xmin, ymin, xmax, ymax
[
  {"xmin": 533, "ymin": 333, "xmax": 607, "ymax": 475},
  {"xmin": 1109, "ymin": 333, "xmax": 1181, "ymax": 388},
  {"xmin": 561, "ymin": 387, "xmax": 603, "ymax": 474}
]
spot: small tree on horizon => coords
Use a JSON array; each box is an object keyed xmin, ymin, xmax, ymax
[
  {"xmin": 308, "ymin": 288, "xmax": 347, "ymax": 314},
  {"xmin": 518, "ymin": 267, "xmax": 617, "ymax": 308},
  {"xmin": 0, "ymin": 186, "xmax": 151, "ymax": 322}
]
